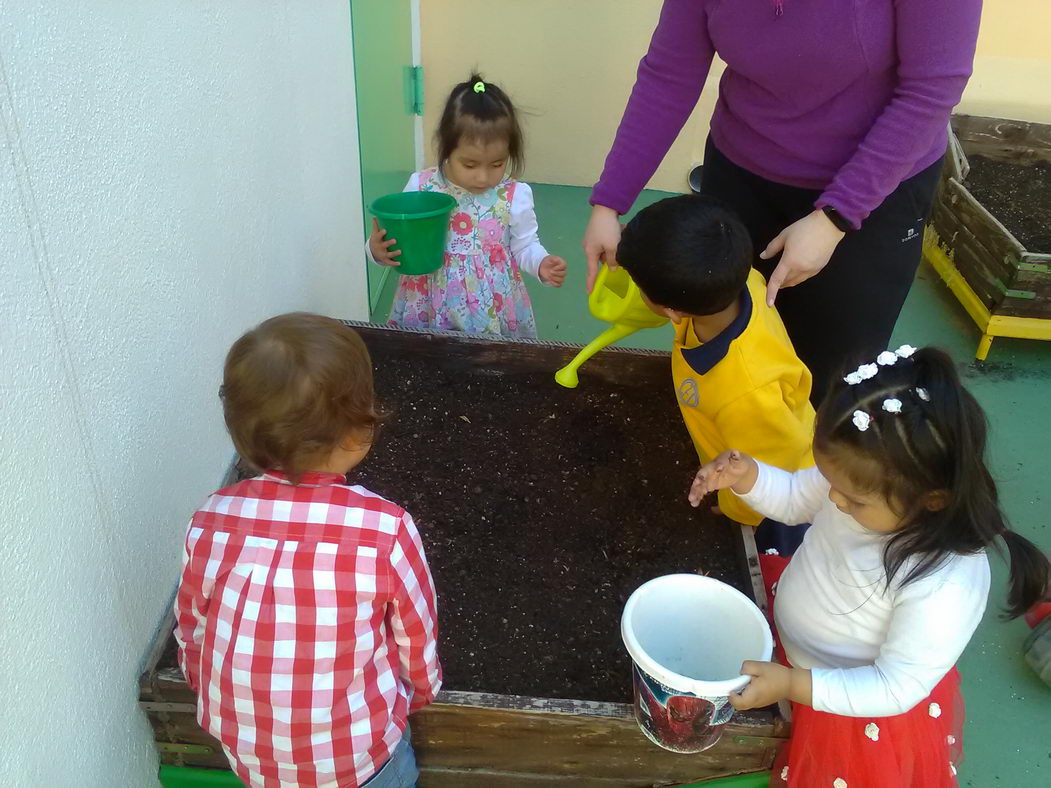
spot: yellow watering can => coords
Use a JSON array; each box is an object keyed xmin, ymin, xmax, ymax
[{"xmin": 554, "ymin": 265, "xmax": 669, "ymax": 388}]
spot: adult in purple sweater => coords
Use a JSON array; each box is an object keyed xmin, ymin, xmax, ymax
[{"xmin": 585, "ymin": 0, "xmax": 982, "ymax": 403}]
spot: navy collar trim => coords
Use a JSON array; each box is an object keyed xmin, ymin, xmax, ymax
[{"xmin": 680, "ymin": 286, "xmax": 753, "ymax": 376}]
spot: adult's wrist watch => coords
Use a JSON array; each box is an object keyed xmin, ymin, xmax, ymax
[{"xmin": 821, "ymin": 206, "xmax": 853, "ymax": 233}]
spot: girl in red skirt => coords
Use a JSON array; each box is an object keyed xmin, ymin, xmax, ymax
[{"xmin": 689, "ymin": 345, "xmax": 1050, "ymax": 787}]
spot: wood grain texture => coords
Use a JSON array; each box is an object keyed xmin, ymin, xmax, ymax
[
  {"xmin": 953, "ymin": 115, "xmax": 1051, "ymax": 165},
  {"xmin": 412, "ymin": 701, "xmax": 777, "ymax": 784},
  {"xmin": 934, "ymin": 116, "xmax": 1051, "ymax": 318},
  {"xmin": 931, "ymin": 178, "xmax": 1023, "ymax": 313}
]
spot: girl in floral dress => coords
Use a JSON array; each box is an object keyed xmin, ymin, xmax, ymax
[
  {"xmin": 689, "ymin": 345, "xmax": 1050, "ymax": 787},
  {"xmin": 369, "ymin": 75, "xmax": 566, "ymax": 338}
]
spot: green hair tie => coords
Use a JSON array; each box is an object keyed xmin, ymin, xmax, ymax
[{"xmin": 473, "ymin": 81, "xmax": 486, "ymax": 94}]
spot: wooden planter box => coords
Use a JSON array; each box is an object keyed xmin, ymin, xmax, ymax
[
  {"xmin": 140, "ymin": 325, "xmax": 788, "ymax": 786},
  {"xmin": 927, "ymin": 115, "xmax": 1051, "ymax": 359}
]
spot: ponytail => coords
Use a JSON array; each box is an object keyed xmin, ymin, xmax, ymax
[{"xmin": 1001, "ymin": 530, "xmax": 1051, "ymax": 619}]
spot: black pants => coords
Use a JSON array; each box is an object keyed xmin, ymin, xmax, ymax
[
  {"xmin": 754, "ymin": 517, "xmax": 807, "ymax": 557},
  {"xmin": 700, "ymin": 140, "xmax": 943, "ymax": 405}
]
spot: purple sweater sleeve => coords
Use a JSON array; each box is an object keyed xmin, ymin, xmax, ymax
[
  {"xmin": 818, "ymin": 0, "xmax": 982, "ymax": 228},
  {"xmin": 591, "ymin": 0, "xmax": 713, "ymax": 214}
]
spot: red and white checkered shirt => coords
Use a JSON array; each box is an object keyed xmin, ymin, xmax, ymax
[{"xmin": 174, "ymin": 470, "xmax": 441, "ymax": 787}]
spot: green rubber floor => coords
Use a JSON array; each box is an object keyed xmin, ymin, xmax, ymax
[{"xmin": 369, "ymin": 182, "xmax": 1050, "ymax": 785}]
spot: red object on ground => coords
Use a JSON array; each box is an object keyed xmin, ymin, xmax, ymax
[{"xmin": 1024, "ymin": 600, "xmax": 1051, "ymax": 630}]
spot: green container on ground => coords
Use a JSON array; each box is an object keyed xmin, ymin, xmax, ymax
[
  {"xmin": 370, "ymin": 191, "xmax": 456, "ymax": 275},
  {"xmin": 684, "ymin": 772, "xmax": 771, "ymax": 787},
  {"xmin": 158, "ymin": 765, "xmax": 244, "ymax": 787}
]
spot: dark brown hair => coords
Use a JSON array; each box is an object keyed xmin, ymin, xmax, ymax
[
  {"xmin": 221, "ymin": 313, "xmax": 381, "ymax": 483},
  {"xmin": 436, "ymin": 73, "xmax": 524, "ymax": 176},
  {"xmin": 618, "ymin": 194, "xmax": 753, "ymax": 315},
  {"xmin": 815, "ymin": 346, "xmax": 1049, "ymax": 618}
]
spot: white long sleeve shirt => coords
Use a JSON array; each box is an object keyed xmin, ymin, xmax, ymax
[
  {"xmin": 366, "ymin": 172, "xmax": 552, "ymax": 282},
  {"xmin": 738, "ymin": 463, "xmax": 990, "ymax": 717}
]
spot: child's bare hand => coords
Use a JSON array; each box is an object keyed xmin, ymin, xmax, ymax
[
  {"xmin": 539, "ymin": 255, "xmax": 567, "ymax": 287},
  {"xmin": 369, "ymin": 218, "xmax": 401, "ymax": 267},
  {"xmin": 688, "ymin": 450, "xmax": 757, "ymax": 507},
  {"xmin": 730, "ymin": 661, "xmax": 790, "ymax": 710},
  {"xmin": 730, "ymin": 662, "xmax": 812, "ymax": 710}
]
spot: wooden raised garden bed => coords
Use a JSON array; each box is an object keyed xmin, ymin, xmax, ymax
[
  {"xmin": 926, "ymin": 114, "xmax": 1051, "ymax": 359},
  {"xmin": 140, "ymin": 324, "xmax": 788, "ymax": 786}
]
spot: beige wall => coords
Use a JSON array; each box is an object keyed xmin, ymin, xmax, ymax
[
  {"xmin": 961, "ymin": 0, "xmax": 1051, "ymax": 123},
  {"xmin": 422, "ymin": 0, "xmax": 1049, "ymax": 193},
  {"xmin": 420, "ymin": 0, "xmax": 715, "ymax": 192}
]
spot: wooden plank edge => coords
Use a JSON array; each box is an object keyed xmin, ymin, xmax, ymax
[
  {"xmin": 434, "ymin": 690, "xmax": 630, "ymax": 718},
  {"xmin": 141, "ymin": 674, "xmax": 778, "ymax": 731},
  {"xmin": 945, "ymin": 178, "xmax": 1025, "ymax": 257},
  {"xmin": 738, "ymin": 524, "xmax": 792, "ymax": 733},
  {"xmin": 140, "ymin": 608, "xmax": 177, "ymax": 693},
  {"xmin": 946, "ymin": 124, "xmax": 969, "ymax": 181},
  {"xmin": 431, "ymin": 690, "xmax": 777, "ymax": 730},
  {"xmin": 340, "ymin": 319, "xmax": 670, "ymax": 357},
  {"xmin": 738, "ymin": 525, "xmax": 767, "ymax": 617},
  {"xmin": 952, "ymin": 114, "xmax": 1051, "ymax": 165},
  {"xmin": 924, "ymin": 228, "xmax": 992, "ymax": 334},
  {"xmin": 141, "ymin": 454, "xmax": 241, "ymax": 693}
]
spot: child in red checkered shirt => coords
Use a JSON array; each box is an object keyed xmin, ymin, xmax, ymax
[{"xmin": 175, "ymin": 313, "xmax": 440, "ymax": 788}]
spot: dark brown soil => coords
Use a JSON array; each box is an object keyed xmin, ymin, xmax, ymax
[
  {"xmin": 160, "ymin": 342, "xmax": 747, "ymax": 704},
  {"xmin": 964, "ymin": 155, "xmax": 1051, "ymax": 252},
  {"xmin": 353, "ymin": 352, "xmax": 744, "ymax": 703}
]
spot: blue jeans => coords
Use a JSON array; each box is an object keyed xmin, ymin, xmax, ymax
[{"xmin": 361, "ymin": 727, "xmax": 418, "ymax": 788}]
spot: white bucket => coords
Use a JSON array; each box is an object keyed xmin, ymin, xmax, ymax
[{"xmin": 621, "ymin": 574, "xmax": 773, "ymax": 753}]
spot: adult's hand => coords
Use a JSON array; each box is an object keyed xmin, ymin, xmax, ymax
[
  {"xmin": 760, "ymin": 209, "xmax": 845, "ymax": 306},
  {"xmin": 582, "ymin": 205, "xmax": 622, "ymax": 293}
]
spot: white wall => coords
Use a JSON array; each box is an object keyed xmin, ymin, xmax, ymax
[{"xmin": 0, "ymin": 2, "xmax": 366, "ymax": 785}]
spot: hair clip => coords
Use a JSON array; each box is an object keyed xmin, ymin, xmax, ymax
[
  {"xmin": 895, "ymin": 344, "xmax": 917, "ymax": 359},
  {"xmin": 876, "ymin": 351, "xmax": 898, "ymax": 366},
  {"xmin": 473, "ymin": 81, "xmax": 486, "ymax": 94},
  {"xmin": 882, "ymin": 398, "xmax": 903, "ymax": 414},
  {"xmin": 843, "ymin": 362, "xmax": 879, "ymax": 385},
  {"xmin": 915, "ymin": 387, "xmax": 930, "ymax": 402},
  {"xmin": 852, "ymin": 410, "xmax": 872, "ymax": 432}
]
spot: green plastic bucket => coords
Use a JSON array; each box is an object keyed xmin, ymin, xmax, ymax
[
  {"xmin": 158, "ymin": 765, "xmax": 244, "ymax": 787},
  {"xmin": 370, "ymin": 191, "xmax": 456, "ymax": 275}
]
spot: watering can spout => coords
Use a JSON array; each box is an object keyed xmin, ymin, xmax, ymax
[
  {"xmin": 555, "ymin": 265, "xmax": 668, "ymax": 388},
  {"xmin": 555, "ymin": 323, "xmax": 641, "ymax": 388}
]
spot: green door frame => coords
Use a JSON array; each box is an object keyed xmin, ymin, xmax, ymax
[{"xmin": 350, "ymin": 0, "xmax": 423, "ymax": 319}]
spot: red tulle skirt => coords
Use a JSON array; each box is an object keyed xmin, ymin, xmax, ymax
[{"xmin": 759, "ymin": 555, "xmax": 965, "ymax": 788}]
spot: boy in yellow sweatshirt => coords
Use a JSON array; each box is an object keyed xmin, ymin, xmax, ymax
[{"xmin": 617, "ymin": 194, "xmax": 814, "ymax": 554}]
